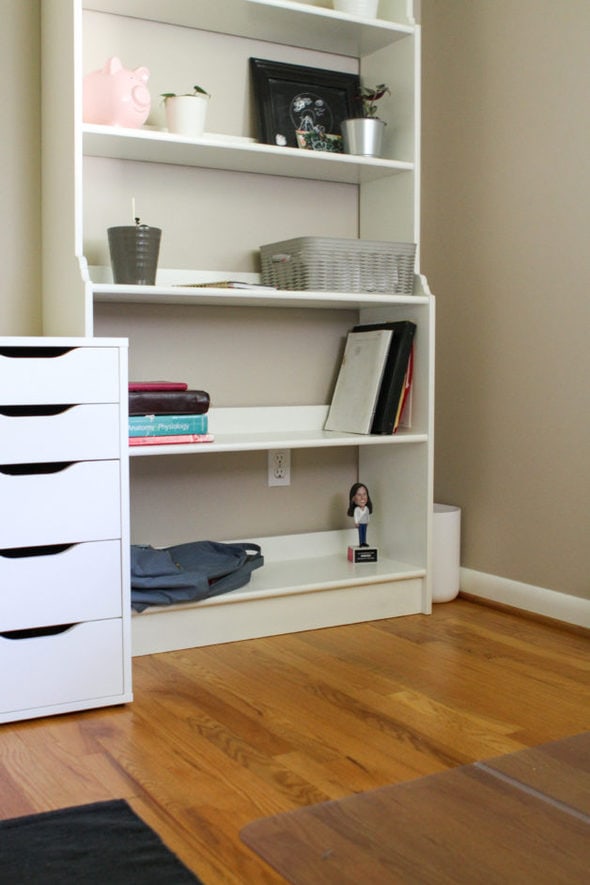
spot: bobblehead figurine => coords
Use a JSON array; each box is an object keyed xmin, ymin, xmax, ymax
[{"xmin": 347, "ymin": 482, "xmax": 378, "ymax": 562}]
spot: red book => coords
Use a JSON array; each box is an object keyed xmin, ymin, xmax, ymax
[
  {"xmin": 129, "ymin": 433, "xmax": 214, "ymax": 446},
  {"xmin": 393, "ymin": 345, "xmax": 414, "ymax": 432},
  {"xmin": 128, "ymin": 381, "xmax": 188, "ymax": 391}
]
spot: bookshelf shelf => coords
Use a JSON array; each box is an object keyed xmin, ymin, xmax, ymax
[
  {"xmin": 42, "ymin": 0, "xmax": 433, "ymax": 657},
  {"xmin": 83, "ymin": 0, "xmax": 415, "ymax": 56},
  {"xmin": 129, "ymin": 406, "xmax": 429, "ymax": 457},
  {"xmin": 131, "ymin": 529, "xmax": 426, "ymax": 655},
  {"xmin": 84, "ymin": 125, "xmax": 414, "ymax": 185},
  {"xmin": 129, "ymin": 434, "xmax": 428, "ymax": 457},
  {"xmin": 93, "ymin": 280, "xmax": 430, "ymax": 311}
]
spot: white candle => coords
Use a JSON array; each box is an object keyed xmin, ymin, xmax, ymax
[{"xmin": 132, "ymin": 197, "xmax": 136, "ymax": 223}]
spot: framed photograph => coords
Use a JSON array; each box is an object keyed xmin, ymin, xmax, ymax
[{"xmin": 250, "ymin": 58, "xmax": 361, "ymax": 151}]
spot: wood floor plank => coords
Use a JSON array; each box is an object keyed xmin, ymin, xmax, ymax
[
  {"xmin": 0, "ymin": 599, "xmax": 588, "ymax": 884},
  {"xmin": 231, "ymin": 634, "xmax": 518, "ymax": 763},
  {"xmin": 385, "ymin": 689, "xmax": 527, "ymax": 757},
  {"xmin": 193, "ymin": 641, "xmax": 461, "ymax": 779}
]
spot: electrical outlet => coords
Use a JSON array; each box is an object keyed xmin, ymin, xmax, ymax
[{"xmin": 268, "ymin": 449, "xmax": 291, "ymax": 486}]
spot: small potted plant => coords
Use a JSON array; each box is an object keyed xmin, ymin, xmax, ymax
[
  {"xmin": 341, "ymin": 83, "xmax": 391, "ymax": 157},
  {"xmin": 161, "ymin": 85, "xmax": 210, "ymax": 138},
  {"xmin": 359, "ymin": 83, "xmax": 391, "ymax": 119}
]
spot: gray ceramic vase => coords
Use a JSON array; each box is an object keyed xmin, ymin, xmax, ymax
[{"xmin": 108, "ymin": 224, "xmax": 162, "ymax": 285}]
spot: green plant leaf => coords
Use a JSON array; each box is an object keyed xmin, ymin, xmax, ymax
[{"xmin": 161, "ymin": 85, "xmax": 210, "ymax": 100}]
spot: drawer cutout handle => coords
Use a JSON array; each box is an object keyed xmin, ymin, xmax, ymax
[
  {"xmin": 0, "ymin": 462, "xmax": 73, "ymax": 476},
  {"xmin": 0, "ymin": 543, "xmax": 74, "ymax": 559},
  {"xmin": 0, "ymin": 405, "xmax": 73, "ymax": 417},
  {"xmin": 1, "ymin": 624, "xmax": 76, "ymax": 640},
  {"xmin": 0, "ymin": 347, "xmax": 74, "ymax": 358}
]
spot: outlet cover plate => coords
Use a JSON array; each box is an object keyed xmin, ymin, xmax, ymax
[{"xmin": 268, "ymin": 449, "xmax": 291, "ymax": 486}]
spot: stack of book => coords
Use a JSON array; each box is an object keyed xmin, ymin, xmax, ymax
[
  {"xmin": 128, "ymin": 381, "xmax": 213, "ymax": 446},
  {"xmin": 324, "ymin": 321, "xmax": 416, "ymax": 435}
]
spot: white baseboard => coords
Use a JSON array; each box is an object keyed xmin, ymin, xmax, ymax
[{"xmin": 460, "ymin": 568, "xmax": 590, "ymax": 629}]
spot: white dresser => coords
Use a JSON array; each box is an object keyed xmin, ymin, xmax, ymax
[{"xmin": 0, "ymin": 338, "xmax": 132, "ymax": 722}]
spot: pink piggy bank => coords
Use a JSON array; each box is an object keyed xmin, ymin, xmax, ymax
[{"xmin": 83, "ymin": 56, "xmax": 151, "ymax": 128}]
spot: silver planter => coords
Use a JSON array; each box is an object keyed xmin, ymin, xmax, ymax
[{"xmin": 341, "ymin": 118, "xmax": 386, "ymax": 157}]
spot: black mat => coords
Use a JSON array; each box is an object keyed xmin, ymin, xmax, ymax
[{"xmin": 0, "ymin": 799, "xmax": 204, "ymax": 884}]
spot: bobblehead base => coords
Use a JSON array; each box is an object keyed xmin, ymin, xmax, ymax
[{"xmin": 347, "ymin": 545, "xmax": 378, "ymax": 563}]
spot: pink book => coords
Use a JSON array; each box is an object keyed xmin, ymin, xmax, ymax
[
  {"xmin": 128, "ymin": 381, "xmax": 188, "ymax": 391},
  {"xmin": 129, "ymin": 433, "xmax": 214, "ymax": 446}
]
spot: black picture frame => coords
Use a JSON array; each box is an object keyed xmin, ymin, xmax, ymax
[{"xmin": 250, "ymin": 58, "xmax": 361, "ymax": 151}]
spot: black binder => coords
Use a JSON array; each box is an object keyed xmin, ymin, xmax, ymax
[{"xmin": 352, "ymin": 320, "xmax": 416, "ymax": 434}]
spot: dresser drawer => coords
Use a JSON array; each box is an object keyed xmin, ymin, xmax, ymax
[
  {"xmin": 0, "ymin": 540, "xmax": 122, "ymax": 630},
  {"xmin": 0, "ymin": 461, "xmax": 121, "ymax": 547},
  {"xmin": 0, "ymin": 404, "xmax": 120, "ymax": 464},
  {"xmin": 0, "ymin": 619, "xmax": 124, "ymax": 715},
  {"xmin": 0, "ymin": 346, "xmax": 120, "ymax": 405}
]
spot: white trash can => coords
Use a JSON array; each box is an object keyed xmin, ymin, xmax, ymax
[{"xmin": 432, "ymin": 504, "xmax": 461, "ymax": 602}]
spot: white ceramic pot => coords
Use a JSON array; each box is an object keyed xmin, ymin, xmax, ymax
[
  {"xmin": 164, "ymin": 94, "xmax": 209, "ymax": 137},
  {"xmin": 341, "ymin": 117, "xmax": 386, "ymax": 157},
  {"xmin": 333, "ymin": 0, "xmax": 379, "ymax": 18}
]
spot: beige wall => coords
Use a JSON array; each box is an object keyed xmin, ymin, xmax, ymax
[
  {"xmin": 421, "ymin": 0, "xmax": 590, "ymax": 599},
  {"xmin": 0, "ymin": 0, "xmax": 42, "ymax": 334},
  {"xmin": 2, "ymin": 1, "xmax": 588, "ymax": 599}
]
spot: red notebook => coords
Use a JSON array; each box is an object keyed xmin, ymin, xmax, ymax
[
  {"xmin": 129, "ymin": 433, "xmax": 214, "ymax": 446},
  {"xmin": 128, "ymin": 381, "xmax": 188, "ymax": 391}
]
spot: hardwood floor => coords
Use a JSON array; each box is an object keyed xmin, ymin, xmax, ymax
[{"xmin": 1, "ymin": 598, "xmax": 588, "ymax": 884}]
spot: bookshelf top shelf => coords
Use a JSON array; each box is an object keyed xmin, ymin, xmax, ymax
[{"xmin": 82, "ymin": 0, "xmax": 415, "ymax": 56}]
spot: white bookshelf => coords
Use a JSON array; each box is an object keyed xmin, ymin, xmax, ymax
[{"xmin": 41, "ymin": 0, "xmax": 434, "ymax": 656}]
